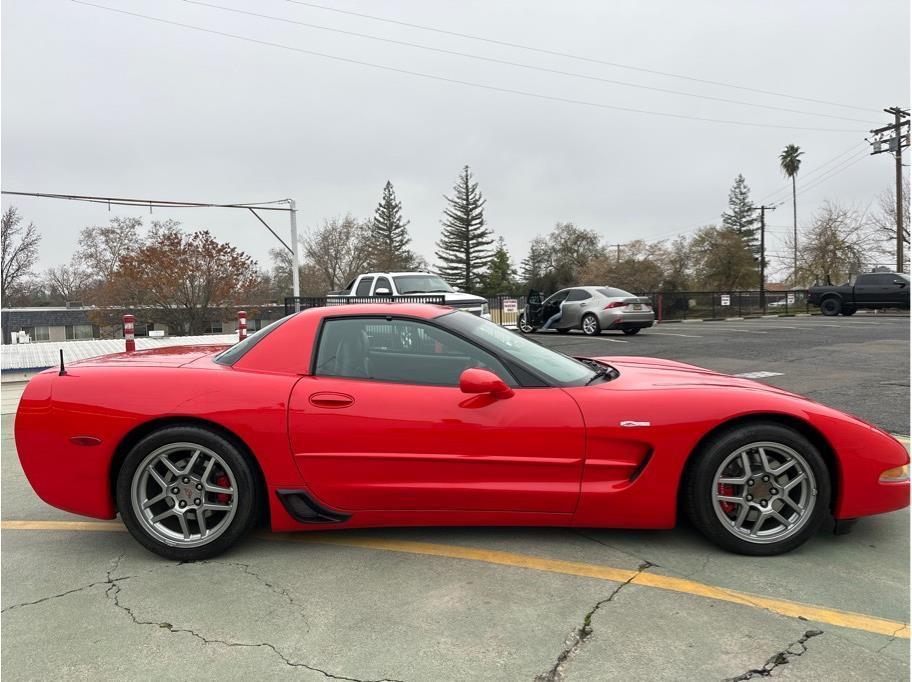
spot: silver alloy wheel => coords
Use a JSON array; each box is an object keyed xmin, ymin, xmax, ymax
[
  {"xmin": 582, "ymin": 315, "xmax": 598, "ymax": 335},
  {"xmin": 130, "ymin": 442, "xmax": 238, "ymax": 548},
  {"xmin": 518, "ymin": 314, "xmax": 534, "ymax": 333},
  {"xmin": 711, "ymin": 441, "xmax": 817, "ymax": 544}
]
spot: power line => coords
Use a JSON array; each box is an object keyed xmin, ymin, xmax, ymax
[
  {"xmin": 0, "ymin": 190, "xmax": 293, "ymax": 211},
  {"xmin": 283, "ymin": 0, "xmax": 875, "ymax": 114},
  {"xmin": 754, "ymin": 141, "xmax": 868, "ymax": 205},
  {"xmin": 71, "ymin": 1, "xmax": 863, "ymax": 134},
  {"xmin": 186, "ymin": 0, "xmax": 874, "ymax": 125}
]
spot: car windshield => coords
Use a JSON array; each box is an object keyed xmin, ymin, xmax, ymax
[
  {"xmin": 393, "ymin": 274, "xmax": 454, "ymax": 294},
  {"xmin": 438, "ymin": 312, "xmax": 600, "ymax": 386}
]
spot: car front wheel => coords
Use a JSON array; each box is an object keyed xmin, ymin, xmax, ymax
[
  {"xmin": 841, "ymin": 306, "xmax": 857, "ymax": 316},
  {"xmin": 517, "ymin": 313, "xmax": 537, "ymax": 334},
  {"xmin": 116, "ymin": 426, "xmax": 260, "ymax": 561},
  {"xmin": 684, "ymin": 423, "xmax": 830, "ymax": 555},
  {"xmin": 622, "ymin": 328, "xmax": 641, "ymax": 335}
]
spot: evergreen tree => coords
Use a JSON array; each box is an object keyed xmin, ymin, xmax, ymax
[
  {"xmin": 721, "ymin": 174, "xmax": 760, "ymax": 257},
  {"xmin": 479, "ymin": 237, "xmax": 517, "ymax": 295},
  {"xmin": 369, "ymin": 180, "xmax": 415, "ymax": 271},
  {"xmin": 435, "ymin": 165, "xmax": 494, "ymax": 292}
]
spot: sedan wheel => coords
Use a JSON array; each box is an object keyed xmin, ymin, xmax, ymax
[
  {"xmin": 581, "ymin": 314, "xmax": 601, "ymax": 336},
  {"xmin": 685, "ymin": 423, "xmax": 830, "ymax": 555},
  {"xmin": 117, "ymin": 426, "xmax": 259, "ymax": 560},
  {"xmin": 517, "ymin": 313, "xmax": 536, "ymax": 334}
]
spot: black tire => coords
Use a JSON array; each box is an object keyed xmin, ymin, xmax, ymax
[
  {"xmin": 116, "ymin": 425, "xmax": 260, "ymax": 561},
  {"xmin": 556, "ymin": 328, "xmax": 571, "ymax": 334},
  {"xmin": 622, "ymin": 328, "xmax": 641, "ymax": 336},
  {"xmin": 684, "ymin": 422, "xmax": 831, "ymax": 556},
  {"xmin": 819, "ymin": 297, "xmax": 841, "ymax": 316},
  {"xmin": 581, "ymin": 313, "xmax": 602, "ymax": 336},
  {"xmin": 841, "ymin": 306, "xmax": 857, "ymax": 316},
  {"xmin": 517, "ymin": 313, "xmax": 537, "ymax": 334}
]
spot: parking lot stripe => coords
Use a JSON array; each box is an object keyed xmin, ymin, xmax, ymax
[
  {"xmin": 2, "ymin": 519, "xmax": 907, "ymax": 639},
  {"xmin": 651, "ymin": 332, "xmax": 702, "ymax": 338}
]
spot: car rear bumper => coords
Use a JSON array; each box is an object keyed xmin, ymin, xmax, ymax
[{"xmin": 599, "ymin": 310, "xmax": 656, "ymax": 329}]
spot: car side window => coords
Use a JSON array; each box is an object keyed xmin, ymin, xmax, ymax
[
  {"xmin": 566, "ymin": 289, "xmax": 591, "ymax": 302},
  {"xmin": 314, "ymin": 317, "xmax": 516, "ymax": 387},
  {"xmin": 544, "ymin": 290, "xmax": 570, "ymax": 305},
  {"xmin": 340, "ymin": 278, "xmax": 356, "ymax": 295},
  {"xmin": 355, "ymin": 277, "xmax": 374, "ymax": 297},
  {"xmin": 374, "ymin": 277, "xmax": 392, "ymax": 294}
]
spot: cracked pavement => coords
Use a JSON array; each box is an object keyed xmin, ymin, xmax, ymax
[{"xmin": 2, "ymin": 317, "xmax": 909, "ymax": 679}]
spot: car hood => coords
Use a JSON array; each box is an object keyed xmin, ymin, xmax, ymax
[
  {"xmin": 441, "ymin": 292, "xmax": 486, "ymax": 304},
  {"xmin": 69, "ymin": 344, "xmax": 230, "ymax": 368},
  {"xmin": 588, "ymin": 355, "xmax": 800, "ymax": 397}
]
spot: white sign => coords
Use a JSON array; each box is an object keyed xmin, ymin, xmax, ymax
[
  {"xmin": 502, "ymin": 298, "xmax": 518, "ymax": 313},
  {"xmin": 720, "ymin": 294, "xmax": 731, "ymax": 306},
  {"xmin": 787, "ymin": 293, "xmax": 795, "ymax": 304}
]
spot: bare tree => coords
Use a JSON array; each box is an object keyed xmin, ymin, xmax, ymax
[
  {"xmin": 1, "ymin": 206, "xmax": 41, "ymax": 298},
  {"xmin": 868, "ymin": 182, "xmax": 909, "ymax": 268},
  {"xmin": 301, "ymin": 215, "xmax": 372, "ymax": 292},
  {"xmin": 76, "ymin": 216, "xmax": 142, "ymax": 282},
  {"xmin": 45, "ymin": 263, "xmax": 92, "ymax": 304},
  {"xmin": 580, "ymin": 239, "xmax": 667, "ymax": 292},
  {"xmin": 787, "ymin": 202, "xmax": 886, "ymax": 286}
]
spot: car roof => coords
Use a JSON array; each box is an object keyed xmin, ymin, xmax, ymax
[{"xmin": 293, "ymin": 303, "xmax": 452, "ymax": 320}]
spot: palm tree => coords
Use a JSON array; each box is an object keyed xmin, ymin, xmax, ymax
[{"xmin": 779, "ymin": 144, "xmax": 803, "ymax": 284}]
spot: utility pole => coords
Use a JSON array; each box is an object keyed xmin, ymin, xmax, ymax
[
  {"xmin": 287, "ymin": 198, "xmax": 301, "ymax": 310},
  {"xmin": 868, "ymin": 107, "xmax": 910, "ymax": 273},
  {"xmin": 754, "ymin": 204, "xmax": 776, "ymax": 312}
]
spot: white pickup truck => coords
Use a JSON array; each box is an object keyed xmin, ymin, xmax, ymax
[{"xmin": 329, "ymin": 272, "xmax": 491, "ymax": 319}]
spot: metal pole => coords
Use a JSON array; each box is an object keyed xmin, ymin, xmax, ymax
[
  {"xmin": 895, "ymin": 109, "xmax": 905, "ymax": 273},
  {"xmin": 123, "ymin": 314, "xmax": 135, "ymax": 353},
  {"xmin": 288, "ymin": 198, "xmax": 301, "ymax": 311}
]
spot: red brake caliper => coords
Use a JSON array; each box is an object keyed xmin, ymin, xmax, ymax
[
  {"xmin": 718, "ymin": 483, "xmax": 736, "ymax": 513},
  {"xmin": 215, "ymin": 474, "xmax": 231, "ymax": 505}
]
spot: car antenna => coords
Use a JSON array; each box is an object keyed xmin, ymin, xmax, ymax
[{"xmin": 58, "ymin": 349, "xmax": 67, "ymax": 376}]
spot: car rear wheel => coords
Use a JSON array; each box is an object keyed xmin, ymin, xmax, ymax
[
  {"xmin": 581, "ymin": 314, "xmax": 601, "ymax": 336},
  {"xmin": 517, "ymin": 313, "xmax": 537, "ymax": 334},
  {"xmin": 820, "ymin": 297, "xmax": 841, "ymax": 316},
  {"xmin": 684, "ymin": 423, "xmax": 830, "ymax": 555},
  {"xmin": 116, "ymin": 426, "xmax": 259, "ymax": 561},
  {"xmin": 622, "ymin": 328, "xmax": 641, "ymax": 335}
]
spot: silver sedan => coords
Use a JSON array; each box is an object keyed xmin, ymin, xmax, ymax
[{"xmin": 519, "ymin": 286, "xmax": 655, "ymax": 336}]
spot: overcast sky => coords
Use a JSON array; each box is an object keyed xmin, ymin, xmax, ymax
[{"xmin": 2, "ymin": 0, "xmax": 909, "ymax": 280}]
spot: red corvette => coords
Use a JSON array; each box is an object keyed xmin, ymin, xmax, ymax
[{"xmin": 15, "ymin": 304, "xmax": 910, "ymax": 560}]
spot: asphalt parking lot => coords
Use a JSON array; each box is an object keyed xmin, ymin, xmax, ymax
[{"xmin": 1, "ymin": 314, "xmax": 909, "ymax": 681}]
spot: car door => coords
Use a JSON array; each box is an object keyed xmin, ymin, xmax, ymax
[
  {"xmin": 561, "ymin": 288, "xmax": 593, "ymax": 328},
  {"xmin": 542, "ymin": 290, "xmax": 570, "ymax": 323},
  {"xmin": 287, "ymin": 316, "xmax": 585, "ymax": 513},
  {"xmin": 525, "ymin": 289, "xmax": 544, "ymax": 326},
  {"xmin": 852, "ymin": 274, "xmax": 880, "ymax": 305}
]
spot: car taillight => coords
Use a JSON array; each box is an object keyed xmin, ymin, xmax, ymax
[{"xmin": 605, "ymin": 301, "xmax": 626, "ymax": 309}]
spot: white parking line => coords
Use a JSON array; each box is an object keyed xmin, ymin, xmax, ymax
[
  {"xmin": 602, "ymin": 338, "xmax": 629, "ymax": 343},
  {"xmin": 651, "ymin": 332, "xmax": 702, "ymax": 338},
  {"xmin": 734, "ymin": 371, "xmax": 784, "ymax": 379}
]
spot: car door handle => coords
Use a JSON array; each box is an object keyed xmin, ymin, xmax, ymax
[{"xmin": 309, "ymin": 392, "xmax": 354, "ymax": 409}]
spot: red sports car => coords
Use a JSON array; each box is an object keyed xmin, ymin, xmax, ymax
[{"xmin": 15, "ymin": 304, "xmax": 910, "ymax": 560}]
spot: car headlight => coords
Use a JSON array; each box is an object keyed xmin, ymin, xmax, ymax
[{"xmin": 880, "ymin": 464, "xmax": 910, "ymax": 483}]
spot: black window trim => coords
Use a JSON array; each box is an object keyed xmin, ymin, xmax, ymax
[{"xmin": 310, "ymin": 312, "xmax": 554, "ymax": 388}]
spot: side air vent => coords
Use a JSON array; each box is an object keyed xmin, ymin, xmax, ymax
[{"xmin": 275, "ymin": 490, "xmax": 351, "ymax": 524}]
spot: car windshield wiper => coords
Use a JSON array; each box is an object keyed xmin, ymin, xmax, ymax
[{"xmin": 578, "ymin": 357, "xmax": 615, "ymax": 385}]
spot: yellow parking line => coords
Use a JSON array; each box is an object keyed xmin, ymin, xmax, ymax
[{"xmin": 2, "ymin": 519, "xmax": 908, "ymax": 639}]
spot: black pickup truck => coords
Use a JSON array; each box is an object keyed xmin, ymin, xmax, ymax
[{"xmin": 808, "ymin": 272, "xmax": 910, "ymax": 316}]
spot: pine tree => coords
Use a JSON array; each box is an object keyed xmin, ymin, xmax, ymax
[
  {"xmin": 721, "ymin": 174, "xmax": 760, "ymax": 257},
  {"xmin": 435, "ymin": 165, "xmax": 494, "ymax": 292},
  {"xmin": 479, "ymin": 237, "xmax": 516, "ymax": 295},
  {"xmin": 369, "ymin": 180, "xmax": 415, "ymax": 271}
]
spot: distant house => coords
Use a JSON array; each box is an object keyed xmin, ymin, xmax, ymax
[{"xmin": 0, "ymin": 304, "xmax": 285, "ymax": 345}]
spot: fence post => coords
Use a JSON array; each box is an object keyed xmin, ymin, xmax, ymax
[
  {"xmin": 657, "ymin": 293, "xmax": 663, "ymax": 324},
  {"xmin": 123, "ymin": 314, "xmax": 135, "ymax": 353},
  {"xmin": 237, "ymin": 310, "xmax": 247, "ymax": 342}
]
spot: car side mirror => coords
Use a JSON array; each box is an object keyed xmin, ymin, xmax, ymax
[
  {"xmin": 459, "ymin": 368, "xmax": 514, "ymax": 398},
  {"xmin": 894, "ymin": 280, "xmax": 906, "ymax": 287},
  {"xmin": 375, "ymin": 287, "xmax": 391, "ymax": 295}
]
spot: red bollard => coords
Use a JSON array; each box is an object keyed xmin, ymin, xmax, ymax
[
  {"xmin": 123, "ymin": 314, "xmax": 136, "ymax": 352},
  {"xmin": 237, "ymin": 311, "xmax": 247, "ymax": 341}
]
